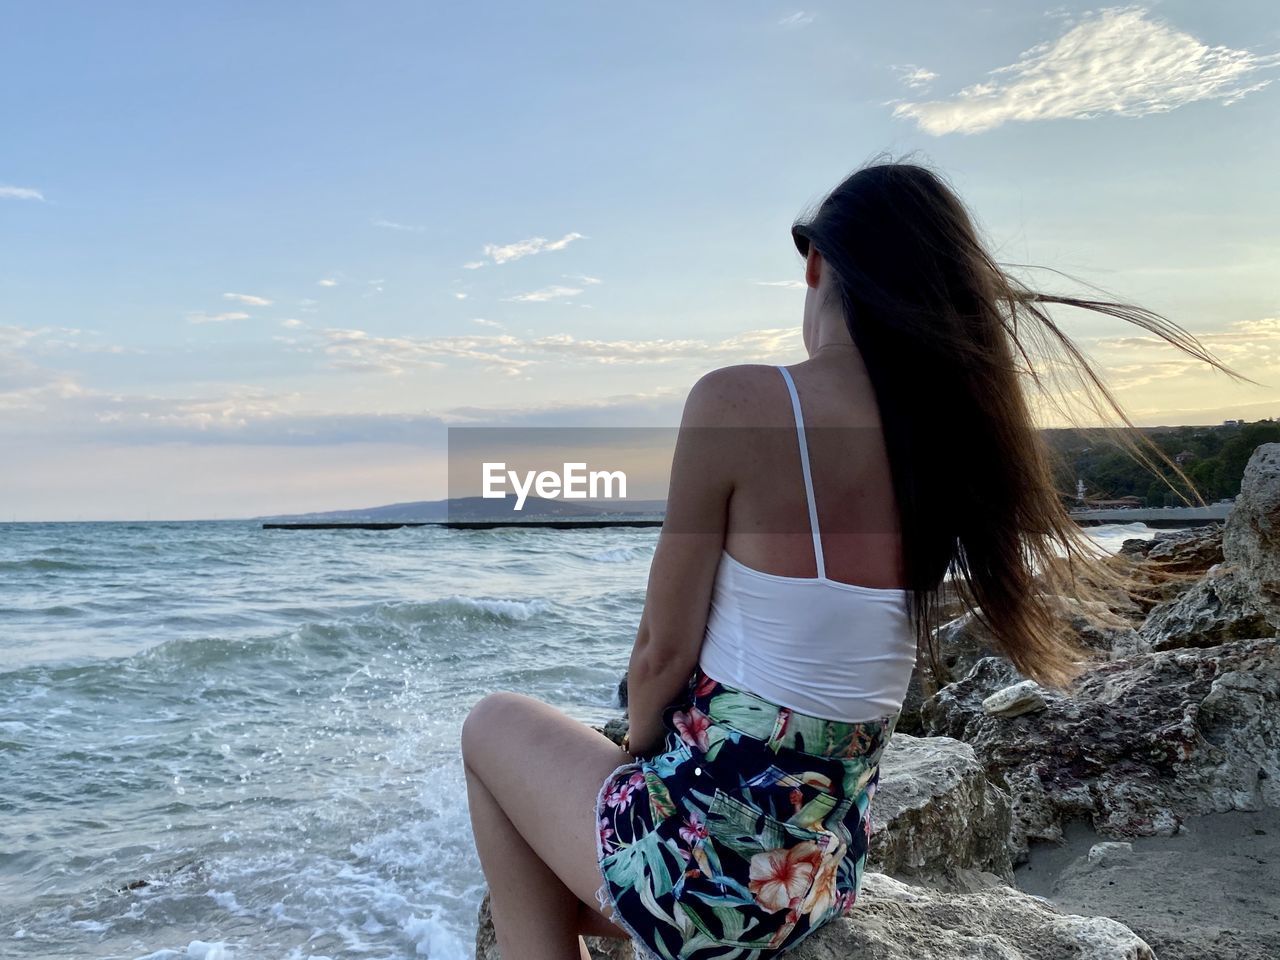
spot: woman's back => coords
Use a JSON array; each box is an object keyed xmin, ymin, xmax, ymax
[
  {"xmin": 717, "ymin": 355, "xmax": 904, "ymax": 589},
  {"xmin": 697, "ymin": 356, "xmax": 917, "ymax": 723}
]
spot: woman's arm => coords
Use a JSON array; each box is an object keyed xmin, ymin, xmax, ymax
[{"xmin": 624, "ymin": 371, "xmax": 735, "ymax": 757}]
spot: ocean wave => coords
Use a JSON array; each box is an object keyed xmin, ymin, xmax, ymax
[
  {"xmin": 372, "ymin": 595, "xmax": 552, "ymax": 625},
  {"xmin": 584, "ymin": 545, "xmax": 651, "ymax": 563},
  {"xmin": 0, "ymin": 557, "xmax": 97, "ymax": 573},
  {"xmin": 1083, "ymin": 521, "xmax": 1155, "ymax": 537}
]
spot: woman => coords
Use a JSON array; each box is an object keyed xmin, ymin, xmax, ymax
[{"xmin": 461, "ymin": 160, "xmax": 1229, "ymax": 959}]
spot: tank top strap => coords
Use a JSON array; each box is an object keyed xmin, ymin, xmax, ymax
[{"xmin": 775, "ymin": 365, "xmax": 826, "ymax": 579}]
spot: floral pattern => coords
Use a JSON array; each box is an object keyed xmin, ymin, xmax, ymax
[{"xmin": 594, "ymin": 668, "xmax": 898, "ymax": 959}]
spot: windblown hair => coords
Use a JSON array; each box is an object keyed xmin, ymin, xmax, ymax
[{"xmin": 791, "ymin": 157, "xmax": 1239, "ymax": 690}]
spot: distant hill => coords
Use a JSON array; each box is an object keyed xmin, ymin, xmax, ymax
[
  {"xmin": 1046, "ymin": 418, "xmax": 1280, "ymax": 506},
  {"xmin": 257, "ymin": 496, "xmax": 667, "ymax": 523}
]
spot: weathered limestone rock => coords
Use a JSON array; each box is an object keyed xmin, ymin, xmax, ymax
[
  {"xmin": 982, "ymin": 680, "xmax": 1048, "ymax": 717},
  {"xmin": 923, "ymin": 656, "xmax": 1026, "ymax": 719},
  {"xmin": 930, "ymin": 610, "xmax": 1000, "ymax": 682},
  {"xmin": 476, "ymin": 874, "xmax": 1156, "ymax": 960},
  {"xmin": 1121, "ymin": 524, "xmax": 1224, "ymax": 574},
  {"xmin": 1085, "ymin": 841, "xmax": 1134, "ymax": 867},
  {"xmin": 1224, "ymin": 442, "xmax": 1280, "ymax": 629},
  {"xmin": 922, "ymin": 638, "xmax": 1280, "ymax": 857},
  {"xmin": 1136, "ymin": 445, "xmax": 1280, "ymax": 649},
  {"xmin": 1136, "ymin": 564, "xmax": 1272, "ymax": 650},
  {"xmin": 870, "ymin": 734, "xmax": 1014, "ymax": 886},
  {"xmin": 789, "ymin": 872, "xmax": 1154, "ymax": 959},
  {"xmin": 601, "ymin": 716, "xmax": 629, "ymax": 745},
  {"xmin": 898, "ymin": 596, "xmax": 1137, "ymax": 731}
]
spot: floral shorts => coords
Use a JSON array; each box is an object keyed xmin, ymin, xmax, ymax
[{"xmin": 594, "ymin": 668, "xmax": 898, "ymax": 959}]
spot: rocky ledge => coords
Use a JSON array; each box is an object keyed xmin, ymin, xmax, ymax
[{"xmin": 476, "ymin": 443, "xmax": 1280, "ymax": 960}]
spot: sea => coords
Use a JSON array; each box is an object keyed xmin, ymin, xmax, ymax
[{"xmin": 0, "ymin": 520, "xmax": 1158, "ymax": 960}]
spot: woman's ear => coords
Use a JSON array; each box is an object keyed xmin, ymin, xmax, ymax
[{"xmin": 805, "ymin": 247, "xmax": 822, "ymax": 289}]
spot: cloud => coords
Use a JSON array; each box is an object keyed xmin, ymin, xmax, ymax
[
  {"xmin": 462, "ymin": 261, "xmax": 486, "ymax": 270},
  {"xmin": 891, "ymin": 64, "xmax": 938, "ymax": 91},
  {"xmin": 479, "ymin": 231, "xmax": 586, "ymax": 265},
  {"xmin": 223, "ymin": 292, "xmax": 273, "ymax": 306},
  {"xmin": 310, "ymin": 325, "xmax": 800, "ymax": 378},
  {"xmin": 454, "ymin": 292, "xmax": 468, "ymax": 300},
  {"xmin": 0, "ymin": 326, "xmax": 110, "ymax": 414},
  {"xmin": 1095, "ymin": 316, "xmax": 1280, "ymax": 352},
  {"xmin": 892, "ymin": 7, "xmax": 1280, "ymax": 135},
  {"xmin": 753, "ymin": 279, "xmax": 807, "ymax": 290},
  {"xmin": 188, "ymin": 311, "xmax": 251, "ymax": 325},
  {"xmin": 281, "ymin": 318, "xmax": 305, "ymax": 329},
  {"xmin": 371, "ymin": 218, "xmax": 425, "ymax": 233},
  {"xmin": 563, "ymin": 274, "xmax": 602, "ymax": 285},
  {"xmin": 0, "ymin": 185, "xmax": 44, "ymax": 201},
  {"xmin": 502, "ymin": 285, "xmax": 584, "ymax": 303},
  {"xmin": 1090, "ymin": 316, "xmax": 1280, "ymax": 390},
  {"xmin": 317, "ymin": 278, "xmax": 338, "ymax": 287},
  {"xmin": 471, "ymin": 318, "xmax": 504, "ymax": 329},
  {"xmin": 778, "ymin": 11, "xmax": 814, "ymax": 28}
]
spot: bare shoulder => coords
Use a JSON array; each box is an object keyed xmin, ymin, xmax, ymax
[{"xmin": 683, "ymin": 364, "xmax": 786, "ymax": 426}]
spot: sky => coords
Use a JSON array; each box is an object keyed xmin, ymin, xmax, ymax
[{"xmin": 2, "ymin": 2, "xmax": 1278, "ymax": 520}]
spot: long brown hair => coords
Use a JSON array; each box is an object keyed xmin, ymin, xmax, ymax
[{"xmin": 791, "ymin": 157, "xmax": 1240, "ymax": 689}]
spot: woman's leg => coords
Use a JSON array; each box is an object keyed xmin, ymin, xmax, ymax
[{"xmin": 462, "ymin": 691, "xmax": 633, "ymax": 959}]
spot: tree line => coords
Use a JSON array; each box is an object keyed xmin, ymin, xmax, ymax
[{"xmin": 1044, "ymin": 419, "xmax": 1280, "ymax": 507}]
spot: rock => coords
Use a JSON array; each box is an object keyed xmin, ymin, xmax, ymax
[
  {"xmin": 930, "ymin": 610, "xmax": 1000, "ymax": 683},
  {"xmin": 1136, "ymin": 565, "xmax": 1272, "ymax": 650},
  {"xmin": 1143, "ymin": 525, "xmax": 1225, "ymax": 574},
  {"xmin": 1118, "ymin": 537, "xmax": 1153, "ymax": 559},
  {"xmin": 870, "ymin": 735, "xmax": 1014, "ymax": 886},
  {"xmin": 898, "ymin": 596, "xmax": 1138, "ymax": 732},
  {"xmin": 922, "ymin": 637, "xmax": 1280, "ymax": 858},
  {"xmin": 616, "ymin": 673, "xmax": 628, "ymax": 709},
  {"xmin": 982, "ymin": 680, "xmax": 1049, "ymax": 717},
  {"xmin": 475, "ymin": 891, "xmax": 633, "ymax": 960},
  {"xmin": 1086, "ymin": 841, "xmax": 1133, "ymax": 866},
  {"xmin": 1224, "ymin": 443, "xmax": 1280, "ymax": 630},
  {"xmin": 475, "ymin": 874, "xmax": 1156, "ymax": 960},
  {"xmin": 923, "ymin": 656, "xmax": 1026, "ymax": 719},
  {"xmin": 1053, "ymin": 596, "xmax": 1144, "ymax": 657},
  {"xmin": 600, "ymin": 717, "xmax": 628, "ymax": 746},
  {"xmin": 789, "ymin": 872, "xmax": 1155, "ymax": 959}
]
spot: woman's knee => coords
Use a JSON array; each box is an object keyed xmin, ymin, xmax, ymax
[{"xmin": 461, "ymin": 690, "xmax": 530, "ymax": 766}]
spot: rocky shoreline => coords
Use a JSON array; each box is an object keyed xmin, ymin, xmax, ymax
[{"xmin": 478, "ymin": 443, "xmax": 1280, "ymax": 959}]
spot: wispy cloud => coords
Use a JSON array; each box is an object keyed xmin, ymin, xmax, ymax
[
  {"xmin": 778, "ymin": 11, "xmax": 814, "ymax": 28},
  {"xmin": 281, "ymin": 318, "xmax": 305, "ymax": 329},
  {"xmin": 462, "ymin": 261, "xmax": 486, "ymax": 270},
  {"xmin": 564, "ymin": 274, "xmax": 602, "ymax": 285},
  {"xmin": 471, "ymin": 318, "xmax": 504, "ymax": 329},
  {"xmin": 753, "ymin": 279, "xmax": 806, "ymax": 290},
  {"xmin": 1092, "ymin": 316, "xmax": 1280, "ymax": 389},
  {"xmin": 223, "ymin": 292, "xmax": 273, "ymax": 306},
  {"xmin": 891, "ymin": 64, "xmax": 938, "ymax": 91},
  {"xmin": 892, "ymin": 7, "xmax": 1280, "ymax": 135},
  {"xmin": 454, "ymin": 292, "xmax": 468, "ymax": 300},
  {"xmin": 188, "ymin": 311, "xmax": 251, "ymax": 325},
  {"xmin": 0, "ymin": 185, "xmax": 44, "ymax": 201},
  {"xmin": 479, "ymin": 231, "xmax": 586, "ymax": 266},
  {"xmin": 502, "ymin": 285, "xmax": 584, "ymax": 303},
  {"xmin": 311, "ymin": 326, "xmax": 800, "ymax": 378},
  {"xmin": 317, "ymin": 278, "xmax": 338, "ymax": 287},
  {"xmin": 371, "ymin": 218, "xmax": 425, "ymax": 233}
]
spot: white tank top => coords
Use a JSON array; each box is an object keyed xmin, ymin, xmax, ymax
[{"xmin": 697, "ymin": 365, "xmax": 918, "ymax": 723}]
